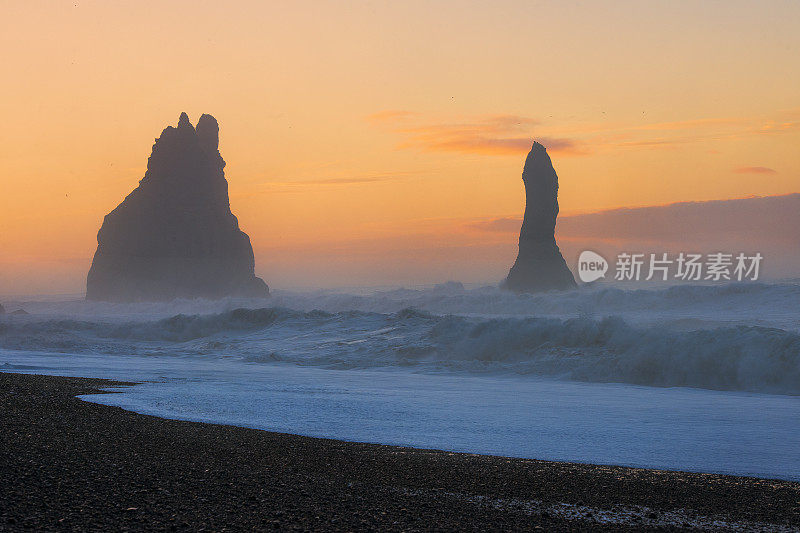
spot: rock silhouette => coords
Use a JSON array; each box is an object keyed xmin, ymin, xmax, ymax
[
  {"xmin": 86, "ymin": 113, "xmax": 269, "ymax": 301},
  {"xmin": 502, "ymin": 142, "xmax": 576, "ymax": 292}
]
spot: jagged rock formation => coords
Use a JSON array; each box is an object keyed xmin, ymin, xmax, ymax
[
  {"xmin": 86, "ymin": 113, "xmax": 269, "ymax": 301},
  {"xmin": 502, "ymin": 142, "xmax": 576, "ymax": 292}
]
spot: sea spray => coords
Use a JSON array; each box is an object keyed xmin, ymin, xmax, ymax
[{"xmin": 3, "ymin": 286, "xmax": 800, "ymax": 394}]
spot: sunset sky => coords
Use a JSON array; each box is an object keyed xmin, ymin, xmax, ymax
[{"xmin": 1, "ymin": 0, "xmax": 799, "ymax": 294}]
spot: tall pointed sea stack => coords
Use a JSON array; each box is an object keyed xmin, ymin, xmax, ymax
[
  {"xmin": 86, "ymin": 113, "xmax": 269, "ymax": 301},
  {"xmin": 502, "ymin": 141, "xmax": 576, "ymax": 292}
]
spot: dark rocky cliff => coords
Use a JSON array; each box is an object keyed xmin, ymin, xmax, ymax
[
  {"xmin": 502, "ymin": 142, "xmax": 576, "ymax": 292},
  {"xmin": 86, "ymin": 113, "xmax": 269, "ymax": 301}
]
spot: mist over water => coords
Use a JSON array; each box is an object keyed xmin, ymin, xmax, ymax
[
  {"xmin": 3, "ymin": 281, "xmax": 800, "ymax": 480},
  {"xmin": 2, "ymin": 281, "xmax": 799, "ymax": 394}
]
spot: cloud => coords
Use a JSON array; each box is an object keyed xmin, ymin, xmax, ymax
[
  {"xmin": 389, "ymin": 115, "xmax": 585, "ymax": 156},
  {"xmin": 614, "ymin": 138, "xmax": 686, "ymax": 148},
  {"xmin": 238, "ymin": 172, "xmax": 415, "ymax": 196},
  {"xmin": 635, "ymin": 117, "xmax": 743, "ymax": 131},
  {"xmin": 586, "ymin": 114, "xmax": 799, "ymax": 153},
  {"xmin": 403, "ymin": 135, "xmax": 528, "ymax": 156},
  {"xmin": 370, "ymin": 109, "xmax": 800, "ymax": 159},
  {"xmin": 562, "ymin": 193, "xmax": 800, "ymax": 246},
  {"xmin": 468, "ymin": 216, "xmax": 522, "ymax": 232},
  {"xmin": 404, "ymin": 134, "xmax": 584, "ymax": 156},
  {"xmin": 470, "ymin": 194, "xmax": 800, "ymax": 243},
  {"xmin": 756, "ymin": 121, "xmax": 800, "ymax": 134},
  {"xmin": 733, "ymin": 166, "xmax": 777, "ymax": 174},
  {"xmin": 298, "ymin": 176, "xmax": 396, "ymax": 185}
]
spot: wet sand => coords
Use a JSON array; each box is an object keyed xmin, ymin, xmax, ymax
[{"xmin": 1, "ymin": 372, "xmax": 799, "ymax": 531}]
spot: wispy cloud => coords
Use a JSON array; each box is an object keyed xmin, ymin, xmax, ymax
[
  {"xmin": 368, "ymin": 109, "xmax": 800, "ymax": 158},
  {"xmin": 374, "ymin": 113, "xmax": 585, "ymax": 156},
  {"xmin": 468, "ymin": 194, "xmax": 800, "ymax": 242},
  {"xmin": 581, "ymin": 113, "xmax": 800, "ymax": 153},
  {"xmin": 298, "ymin": 176, "xmax": 396, "ymax": 185},
  {"xmin": 467, "ymin": 216, "xmax": 522, "ymax": 232},
  {"xmin": 756, "ymin": 121, "xmax": 800, "ymax": 134},
  {"xmin": 635, "ymin": 117, "xmax": 743, "ymax": 131},
  {"xmin": 733, "ymin": 166, "xmax": 777, "ymax": 174},
  {"xmin": 237, "ymin": 172, "xmax": 416, "ymax": 196},
  {"xmin": 614, "ymin": 138, "xmax": 687, "ymax": 148}
]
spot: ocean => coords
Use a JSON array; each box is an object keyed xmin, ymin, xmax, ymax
[{"xmin": 2, "ymin": 281, "xmax": 799, "ymax": 480}]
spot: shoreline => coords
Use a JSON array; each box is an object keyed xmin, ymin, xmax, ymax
[{"xmin": 2, "ymin": 372, "xmax": 799, "ymax": 531}]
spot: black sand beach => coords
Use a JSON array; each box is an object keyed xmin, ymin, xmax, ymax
[{"xmin": 1, "ymin": 372, "xmax": 799, "ymax": 532}]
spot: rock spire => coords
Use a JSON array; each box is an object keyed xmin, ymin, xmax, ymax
[
  {"xmin": 86, "ymin": 113, "xmax": 269, "ymax": 301},
  {"xmin": 502, "ymin": 142, "xmax": 576, "ymax": 292}
]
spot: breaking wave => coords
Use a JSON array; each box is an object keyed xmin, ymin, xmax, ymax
[
  {"xmin": 2, "ymin": 296, "xmax": 800, "ymax": 395},
  {"xmin": 6, "ymin": 280, "xmax": 800, "ymax": 330}
]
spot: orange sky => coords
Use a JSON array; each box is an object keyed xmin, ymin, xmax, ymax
[{"xmin": 1, "ymin": 1, "xmax": 799, "ymax": 294}]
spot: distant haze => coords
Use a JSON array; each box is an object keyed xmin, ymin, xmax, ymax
[
  {"xmin": 1, "ymin": 2, "xmax": 799, "ymax": 294},
  {"xmin": 257, "ymin": 193, "xmax": 800, "ymax": 288}
]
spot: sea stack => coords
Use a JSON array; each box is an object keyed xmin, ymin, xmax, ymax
[
  {"xmin": 86, "ymin": 113, "xmax": 269, "ymax": 301},
  {"xmin": 502, "ymin": 141, "xmax": 576, "ymax": 292}
]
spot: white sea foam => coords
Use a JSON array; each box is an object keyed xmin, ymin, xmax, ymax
[
  {"xmin": 7, "ymin": 280, "xmax": 799, "ymax": 327},
  {"xmin": 3, "ymin": 282, "xmax": 800, "ymax": 480},
  {"xmin": 2, "ymin": 282, "xmax": 799, "ymax": 394}
]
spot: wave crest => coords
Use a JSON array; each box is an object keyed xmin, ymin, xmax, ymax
[{"xmin": 3, "ymin": 302, "xmax": 800, "ymax": 394}]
